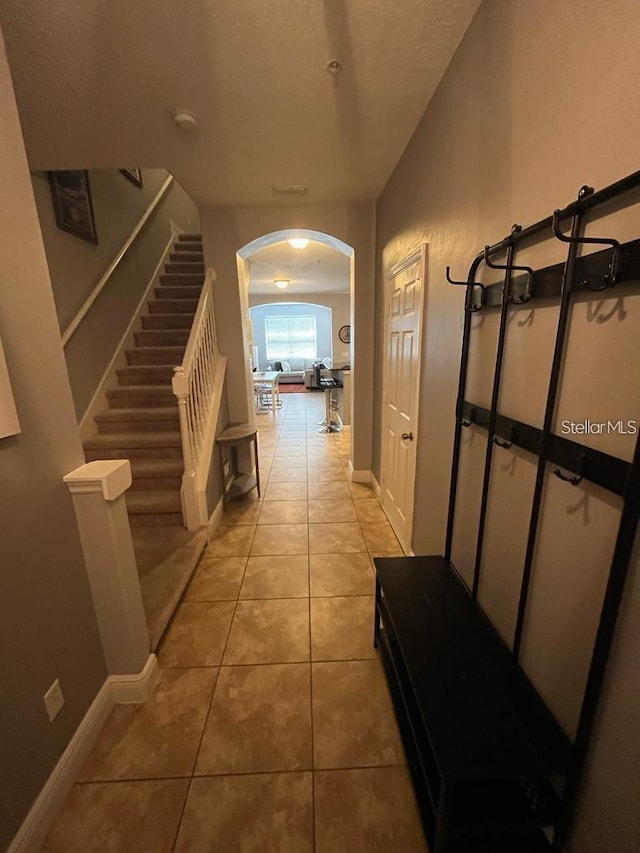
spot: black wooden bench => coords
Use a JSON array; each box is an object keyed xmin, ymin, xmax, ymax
[{"xmin": 374, "ymin": 555, "xmax": 572, "ymax": 853}]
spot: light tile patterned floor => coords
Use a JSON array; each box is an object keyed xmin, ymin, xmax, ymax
[{"xmin": 44, "ymin": 393, "xmax": 427, "ymax": 853}]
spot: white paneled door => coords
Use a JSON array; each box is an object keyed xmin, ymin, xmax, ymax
[{"xmin": 380, "ymin": 246, "xmax": 426, "ymax": 552}]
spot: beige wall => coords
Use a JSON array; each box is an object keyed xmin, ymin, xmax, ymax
[
  {"xmin": 200, "ymin": 203, "xmax": 374, "ymax": 471},
  {"xmin": 31, "ymin": 170, "xmax": 200, "ymax": 420},
  {"xmin": 249, "ymin": 292, "xmax": 351, "ymax": 367},
  {"xmin": 0, "ymin": 30, "xmax": 106, "ymax": 850},
  {"xmin": 374, "ymin": 0, "xmax": 640, "ymax": 850}
]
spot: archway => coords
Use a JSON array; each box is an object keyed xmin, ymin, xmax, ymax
[{"xmin": 236, "ymin": 228, "xmax": 356, "ymax": 468}]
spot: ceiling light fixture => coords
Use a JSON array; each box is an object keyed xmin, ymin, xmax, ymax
[
  {"xmin": 288, "ymin": 238, "xmax": 310, "ymax": 250},
  {"xmin": 274, "ymin": 279, "xmax": 290, "ymax": 289}
]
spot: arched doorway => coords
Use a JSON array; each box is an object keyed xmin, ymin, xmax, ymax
[{"xmin": 236, "ymin": 228, "xmax": 357, "ymax": 469}]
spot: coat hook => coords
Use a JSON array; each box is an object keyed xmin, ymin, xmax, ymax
[
  {"xmin": 461, "ymin": 407, "xmax": 476, "ymax": 428},
  {"xmin": 483, "ymin": 246, "xmax": 535, "ymax": 304},
  {"xmin": 552, "ymin": 209, "xmax": 621, "ymax": 291},
  {"xmin": 446, "ymin": 266, "xmax": 485, "ymax": 312},
  {"xmin": 445, "ymin": 267, "xmax": 467, "ymax": 286},
  {"xmin": 553, "ymin": 452, "xmax": 588, "ymax": 486},
  {"xmin": 492, "ymin": 423, "xmax": 516, "ymax": 449}
]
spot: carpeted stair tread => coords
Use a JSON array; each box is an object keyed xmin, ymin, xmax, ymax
[
  {"xmin": 171, "ymin": 242, "xmax": 203, "ymax": 253},
  {"xmin": 154, "ymin": 285, "xmax": 202, "ymax": 300},
  {"xmin": 84, "ymin": 431, "xmax": 182, "ymax": 449},
  {"xmin": 159, "ymin": 272, "xmax": 205, "ymax": 286},
  {"xmin": 126, "ymin": 345, "xmax": 185, "ymax": 366},
  {"xmin": 141, "ymin": 313, "xmax": 194, "ymax": 329},
  {"xmin": 169, "ymin": 251, "xmax": 203, "ymax": 263},
  {"xmin": 117, "ymin": 366, "xmax": 175, "ymax": 386},
  {"xmin": 178, "ymin": 233, "xmax": 202, "ymax": 242},
  {"xmin": 107, "ymin": 386, "xmax": 177, "ymax": 407},
  {"xmin": 126, "ymin": 491, "xmax": 183, "ymax": 514},
  {"xmin": 164, "ymin": 262, "xmax": 205, "ymax": 275},
  {"xmin": 130, "ymin": 458, "xmax": 184, "ymax": 478},
  {"xmin": 96, "ymin": 407, "xmax": 180, "ymax": 422},
  {"xmin": 149, "ymin": 299, "xmax": 198, "ymax": 314},
  {"xmin": 134, "ymin": 330, "xmax": 190, "ymax": 347}
]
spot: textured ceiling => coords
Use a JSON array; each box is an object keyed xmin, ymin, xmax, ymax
[
  {"xmin": 0, "ymin": 0, "xmax": 480, "ymax": 206},
  {"xmin": 248, "ymin": 240, "xmax": 350, "ymax": 294}
]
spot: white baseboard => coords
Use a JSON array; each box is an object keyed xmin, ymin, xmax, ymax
[
  {"xmin": 371, "ymin": 474, "xmax": 381, "ymax": 497},
  {"xmin": 7, "ymin": 654, "xmax": 158, "ymax": 853},
  {"xmin": 206, "ymin": 497, "xmax": 225, "ymax": 542},
  {"xmin": 110, "ymin": 653, "xmax": 159, "ymax": 703},
  {"xmin": 348, "ymin": 461, "xmax": 372, "ymax": 484}
]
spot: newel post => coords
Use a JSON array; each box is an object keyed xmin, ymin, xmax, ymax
[{"xmin": 63, "ymin": 459, "xmax": 150, "ymax": 676}]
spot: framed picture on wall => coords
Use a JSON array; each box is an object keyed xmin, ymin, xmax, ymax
[
  {"xmin": 120, "ymin": 168, "xmax": 143, "ymax": 188},
  {"xmin": 0, "ymin": 336, "xmax": 20, "ymax": 439},
  {"xmin": 48, "ymin": 170, "xmax": 98, "ymax": 244}
]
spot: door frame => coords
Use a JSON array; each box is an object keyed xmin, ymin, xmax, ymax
[{"xmin": 380, "ymin": 243, "xmax": 427, "ymax": 553}]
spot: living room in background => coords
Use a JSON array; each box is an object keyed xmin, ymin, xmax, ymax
[{"xmin": 249, "ymin": 302, "xmax": 332, "ymax": 382}]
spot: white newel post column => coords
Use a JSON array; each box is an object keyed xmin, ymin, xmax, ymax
[{"xmin": 63, "ymin": 460, "xmax": 150, "ymax": 676}]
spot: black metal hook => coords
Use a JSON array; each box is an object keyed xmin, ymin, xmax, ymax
[
  {"xmin": 551, "ymin": 209, "xmax": 621, "ymax": 291},
  {"xmin": 492, "ymin": 423, "xmax": 516, "ymax": 449},
  {"xmin": 445, "ymin": 267, "xmax": 467, "ymax": 286},
  {"xmin": 483, "ymin": 246, "xmax": 535, "ymax": 304},
  {"xmin": 446, "ymin": 267, "xmax": 485, "ymax": 312},
  {"xmin": 553, "ymin": 452, "xmax": 588, "ymax": 486},
  {"xmin": 461, "ymin": 407, "xmax": 476, "ymax": 428}
]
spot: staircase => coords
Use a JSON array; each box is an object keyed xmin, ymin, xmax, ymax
[{"xmin": 83, "ymin": 233, "xmax": 204, "ymax": 527}]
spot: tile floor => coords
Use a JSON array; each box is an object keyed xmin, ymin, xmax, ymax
[{"xmin": 44, "ymin": 393, "xmax": 427, "ymax": 853}]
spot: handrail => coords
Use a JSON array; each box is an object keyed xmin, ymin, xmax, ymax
[
  {"xmin": 172, "ymin": 268, "xmax": 223, "ymax": 530},
  {"xmin": 62, "ymin": 174, "xmax": 174, "ymax": 347}
]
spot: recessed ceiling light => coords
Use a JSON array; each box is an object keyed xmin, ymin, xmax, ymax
[
  {"xmin": 288, "ymin": 238, "xmax": 310, "ymax": 250},
  {"xmin": 274, "ymin": 279, "xmax": 290, "ymax": 289}
]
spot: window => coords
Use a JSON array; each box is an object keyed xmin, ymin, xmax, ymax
[{"xmin": 265, "ymin": 316, "xmax": 317, "ymax": 361}]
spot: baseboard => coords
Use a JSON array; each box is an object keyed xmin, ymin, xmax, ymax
[
  {"xmin": 7, "ymin": 654, "xmax": 159, "ymax": 853},
  {"xmin": 348, "ymin": 461, "xmax": 372, "ymax": 484},
  {"xmin": 371, "ymin": 474, "xmax": 381, "ymax": 497},
  {"xmin": 7, "ymin": 680, "xmax": 114, "ymax": 853},
  {"xmin": 206, "ymin": 497, "xmax": 225, "ymax": 542},
  {"xmin": 109, "ymin": 653, "xmax": 159, "ymax": 703}
]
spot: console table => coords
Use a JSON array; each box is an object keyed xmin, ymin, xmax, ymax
[{"xmin": 216, "ymin": 424, "xmax": 260, "ymax": 504}]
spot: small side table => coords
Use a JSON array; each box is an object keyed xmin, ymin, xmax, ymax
[{"xmin": 216, "ymin": 424, "xmax": 261, "ymax": 505}]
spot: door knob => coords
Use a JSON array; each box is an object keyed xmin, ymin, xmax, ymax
[{"xmin": 401, "ymin": 432, "xmax": 414, "ymax": 441}]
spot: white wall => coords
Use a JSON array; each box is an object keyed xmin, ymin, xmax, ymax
[
  {"xmin": 200, "ymin": 203, "xmax": 374, "ymax": 471},
  {"xmin": 374, "ymin": 0, "xmax": 640, "ymax": 850}
]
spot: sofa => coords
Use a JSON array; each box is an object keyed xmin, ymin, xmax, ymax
[{"xmin": 271, "ymin": 358, "xmax": 331, "ymax": 384}]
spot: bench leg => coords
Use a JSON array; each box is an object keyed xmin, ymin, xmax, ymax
[{"xmin": 373, "ymin": 576, "xmax": 381, "ymax": 649}]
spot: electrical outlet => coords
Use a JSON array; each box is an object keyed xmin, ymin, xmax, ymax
[{"xmin": 44, "ymin": 679, "xmax": 65, "ymax": 722}]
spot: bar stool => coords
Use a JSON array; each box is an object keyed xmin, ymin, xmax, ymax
[{"xmin": 315, "ymin": 364, "xmax": 343, "ymax": 433}]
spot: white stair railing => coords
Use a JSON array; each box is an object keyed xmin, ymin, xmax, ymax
[{"xmin": 172, "ymin": 268, "xmax": 227, "ymax": 530}]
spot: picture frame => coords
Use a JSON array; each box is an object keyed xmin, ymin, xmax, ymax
[
  {"xmin": 48, "ymin": 170, "xmax": 98, "ymax": 244},
  {"xmin": 120, "ymin": 168, "xmax": 143, "ymax": 188}
]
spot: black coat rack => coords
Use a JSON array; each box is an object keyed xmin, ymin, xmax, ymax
[{"xmin": 444, "ymin": 170, "xmax": 640, "ymax": 849}]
